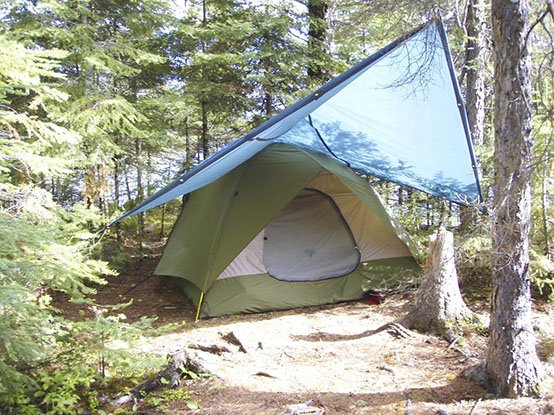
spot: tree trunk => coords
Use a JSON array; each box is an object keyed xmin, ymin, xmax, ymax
[
  {"xmin": 307, "ymin": 0, "xmax": 329, "ymax": 82},
  {"xmin": 402, "ymin": 228, "xmax": 477, "ymax": 333},
  {"xmin": 113, "ymin": 155, "xmax": 122, "ymax": 244},
  {"xmin": 262, "ymin": 6, "xmax": 273, "ymax": 118},
  {"xmin": 465, "ymin": 0, "xmax": 487, "ymax": 148},
  {"xmin": 541, "ymin": 132, "xmax": 552, "ymax": 257},
  {"xmin": 201, "ymin": 98, "xmax": 209, "ymax": 159},
  {"xmin": 200, "ymin": 0, "xmax": 209, "ymax": 160},
  {"xmin": 135, "ymin": 138, "xmax": 145, "ymax": 254},
  {"xmin": 460, "ymin": 0, "xmax": 488, "ymax": 231},
  {"xmin": 485, "ymin": 0, "xmax": 542, "ymax": 397}
]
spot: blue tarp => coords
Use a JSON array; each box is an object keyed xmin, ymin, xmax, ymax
[{"xmin": 115, "ymin": 19, "xmax": 481, "ymax": 223}]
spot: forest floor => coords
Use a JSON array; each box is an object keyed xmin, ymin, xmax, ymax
[{"xmin": 56, "ymin": 254, "xmax": 554, "ymax": 415}]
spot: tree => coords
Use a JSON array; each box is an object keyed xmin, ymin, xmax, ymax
[
  {"xmin": 307, "ymin": 0, "xmax": 330, "ymax": 82},
  {"xmin": 485, "ymin": 0, "xmax": 542, "ymax": 397},
  {"xmin": 459, "ymin": 0, "xmax": 489, "ymax": 231},
  {"xmin": 0, "ymin": 34, "xmax": 111, "ymax": 403},
  {"xmin": 464, "ymin": 0, "xmax": 487, "ymax": 148}
]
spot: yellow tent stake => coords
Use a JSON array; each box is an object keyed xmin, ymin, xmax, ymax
[{"xmin": 195, "ymin": 291, "xmax": 204, "ymax": 321}]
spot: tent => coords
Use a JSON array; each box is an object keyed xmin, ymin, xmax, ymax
[
  {"xmin": 116, "ymin": 19, "xmax": 481, "ymax": 318},
  {"xmin": 156, "ymin": 145, "xmax": 420, "ymax": 317}
]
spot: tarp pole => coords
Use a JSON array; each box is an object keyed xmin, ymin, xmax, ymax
[{"xmin": 195, "ymin": 291, "xmax": 205, "ymax": 321}]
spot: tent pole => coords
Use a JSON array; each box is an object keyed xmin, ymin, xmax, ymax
[{"xmin": 195, "ymin": 291, "xmax": 205, "ymax": 321}]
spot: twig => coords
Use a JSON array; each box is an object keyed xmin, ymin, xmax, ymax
[
  {"xmin": 405, "ymin": 397, "xmax": 413, "ymax": 415},
  {"xmin": 189, "ymin": 343, "xmax": 230, "ymax": 355},
  {"xmin": 447, "ymin": 337, "xmax": 460, "ymax": 349},
  {"xmin": 254, "ymin": 371, "xmax": 277, "ymax": 378},
  {"xmin": 221, "ymin": 331, "xmax": 248, "ymax": 353},
  {"xmin": 387, "ymin": 323, "xmax": 414, "ymax": 339},
  {"xmin": 454, "ymin": 347, "xmax": 476, "ymax": 361},
  {"xmin": 468, "ymin": 398, "xmax": 482, "ymax": 415},
  {"xmin": 377, "ymin": 365, "xmax": 395, "ymax": 374}
]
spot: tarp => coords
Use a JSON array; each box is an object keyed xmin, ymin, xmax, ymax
[{"xmin": 115, "ymin": 18, "xmax": 481, "ymax": 224}]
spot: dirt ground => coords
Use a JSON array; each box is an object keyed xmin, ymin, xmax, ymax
[{"xmin": 57, "ymin": 256, "xmax": 554, "ymax": 415}]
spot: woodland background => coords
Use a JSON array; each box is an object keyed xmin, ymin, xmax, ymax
[{"xmin": 0, "ymin": 0, "xmax": 552, "ymax": 413}]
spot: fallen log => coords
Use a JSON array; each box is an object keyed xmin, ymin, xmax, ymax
[
  {"xmin": 189, "ymin": 343, "xmax": 230, "ymax": 355},
  {"xmin": 111, "ymin": 349, "xmax": 209, "ymax": 406}
]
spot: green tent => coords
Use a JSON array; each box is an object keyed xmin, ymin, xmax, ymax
[
  {"xmin": 157, "ymin": 144, "xmax": 420, "ymax": 318},
  {"xmin": 116, "ymin": 20, "xmax": 481, "ymax": 318}
]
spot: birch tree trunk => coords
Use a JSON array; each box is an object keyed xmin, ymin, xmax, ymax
[{"xmin": 485, "ymin": 0, "xmax": 542, "ymax": 397}]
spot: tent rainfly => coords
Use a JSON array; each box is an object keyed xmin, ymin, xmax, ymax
[{"xmin": 115, "ymin": 19, "xmax": 482, "ymax": 318}]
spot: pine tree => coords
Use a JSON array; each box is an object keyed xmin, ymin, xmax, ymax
[
  {"xmin": 0, "ymin": 33, "xmax": 111, "ymax": 401},
  {"xmin": 485, "ymin": 0, "xmax": 542, "ymax": 397}
]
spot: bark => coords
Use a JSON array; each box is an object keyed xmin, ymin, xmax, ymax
[
  {"xmin": 201, "ymin": 98, "xmax": 209, "ymax": 159},
  {"xmin": 460, "ymin": 0, "xmax": 488, "ymax": 231},
  {"xmin": 262, "ymin": 7, "xmax": 273, "ymax": 118},
  {"xmin": 264, "ymin": 85, "xmax": 273, "ymax": 117},
  {"xmin": 307, "ymin": 0, "xmax": 329, "ymax": 82},
  {"xmin": 200, "ymin": 0, "xmax": 209, "ymax": 159},
  {"xmin": 159, "ymin": 203, "xmax": 166, "ymax": 240},
  {"xmin": 541, "ymin": 133, "xmax": 552, "ymax": 257},
  {"xmin": 113, "ymin": 155, "xmax": 121, "ymax": 244},
  {"xmin": 465, "ymin": 0, "xmax": 487, "ymax": 147},
  {"xmin": 184, "ymin": 116, "xmax": 192, "ymax": 171},
  {"xmin": 135, "ymin": 138, "xmax": 145, "ymax": 254},
  {"xmin": 402, "ymin": 228, "xmax": 477, "ymax": 333},
  {"xmin": 485, "ymin": 0, "xmax": 542, "ymax": 397}
]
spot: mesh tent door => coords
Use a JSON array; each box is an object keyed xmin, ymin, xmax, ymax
[{"xmin": 263, "ymin": 189, "xmax": 360, "ymax": 281}]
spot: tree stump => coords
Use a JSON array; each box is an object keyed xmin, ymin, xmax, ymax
[{"xmin": 402, "ymin": 227, "xmax": 479, "ymax": 333}]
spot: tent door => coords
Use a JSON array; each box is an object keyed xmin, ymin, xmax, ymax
[{"xmin": 263, "ymin": 189, "xmax": 360, "ymax": 281}]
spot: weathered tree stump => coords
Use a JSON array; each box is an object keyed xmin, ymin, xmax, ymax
[{"xmin": 402, "ymin": 227, "xmax": 480, "ymax": 333}]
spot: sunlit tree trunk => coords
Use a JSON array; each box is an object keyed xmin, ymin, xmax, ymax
[
  {"xmin": 485, "ymin": 0, "xmax": 542, "ymax": 397},
  {"xmin": 402, "ymin": 227, "xmax": 476, "ymax": 333},
  {"xmin": 113, "ymin": 155, "xmax": 122, "ymax": 244},
  {"xmin": 465, "ymin": 0, "xmax": 487, "ymax": 148}
]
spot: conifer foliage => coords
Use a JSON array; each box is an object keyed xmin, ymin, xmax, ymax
[
  {"xmin": 0, "ymin": 0, "xmax": 553, "ymax": 411},
  {"xmin": 0, "ymin": 33, "xmax": 112, "ymax": 402}
]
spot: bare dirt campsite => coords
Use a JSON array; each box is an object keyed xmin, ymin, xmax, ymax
[{"xmin": 56, "ymin": 256, "xmax": 554, "ymax": 415}]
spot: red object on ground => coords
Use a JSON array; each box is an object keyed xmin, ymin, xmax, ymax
[{"xmin": 364, "ymin": 291, "xmax": 385, "ymax": 305}]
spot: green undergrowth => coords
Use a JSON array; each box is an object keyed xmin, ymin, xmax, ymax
[
  {"xmin": 0, "ymin": 301, "xmax": 170, "ymax": 415},
  {"xmin": 144, "ymin": 387, "xmax": 201, "ymax": 413}
]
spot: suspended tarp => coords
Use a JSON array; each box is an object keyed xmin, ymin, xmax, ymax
[{"xmin": 115, "ymin": 18, "xmax": 481, "ymax": 225}]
